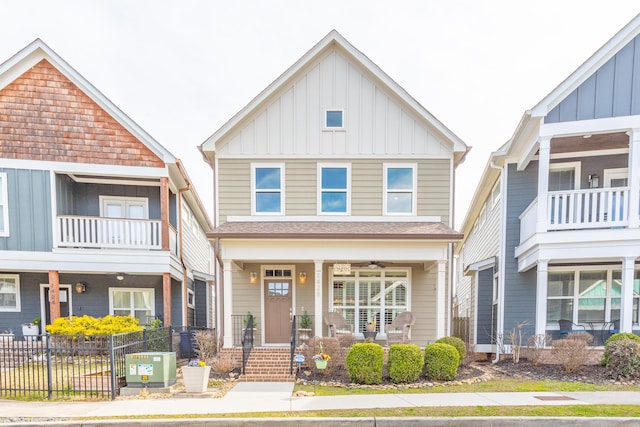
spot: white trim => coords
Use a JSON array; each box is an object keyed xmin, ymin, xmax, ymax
[
  {"xmin": 108, "ymin": 287, "xmax": 156, "ymax": 319},
  {"xmin": 0, "ymin": 274, "xmax": 20, "ymax": 312},
  {"xmin": 603, "ymin": 168, "xmax": 629, "ymax": 188},
  {"xmin": 226, "ymin": 215, "xmax": 442, "ymax": 223},
  {"xmin": 549, "ymin": 161, "xmax": 582, "ymax": 190},
  {"xmin": 99, "ymin": 196, "xmax": 150, "ymax": 219},
  {"xmin": 0, "ymin": 173, "xmax": 9, "ymax": 237},
  {"xmin": 187, "ymin": 288, "xmax": 195, "ymax": 309},
  {"xmin": 491, "ymin": 179, "xmax": 501, "ymax": 208},
  {"xmin": 0, "ymin": 158, "xmax": 169, "ymax": 178},
  {"xmin": 39, "ymin": 283, "xmax": 73, "ymax": 323},
  {"xmin": 317, "ymin": 163, "xmax": 351, "ymax": 215},
  {"xmin": 251, "ymin": 163, "xmax": 285, "ymax": 215},
  {"xmin": 260, "ymin": 264, "xmax": 296, "ymax": 346},
  {"xmin": 215, "ymin": 153, "xmax": 455, "ymax": 160},
  {"xmin": 466, "ymin": 257, "xmax": 496, "ymax": 273},
  {"xmin": 323, "ymin": 109, "xmax": 345, "ymax": 130},
  {"xmin": 540, "ymin": 115, "xmax": 640, "ymax": 139},
  {"xmin": 383, "ymin": 163, "xmax": 417, "ymax": 216},
  {"xmin": 546, "ymin": 148, "xmax": 629, "ymax": 160}
]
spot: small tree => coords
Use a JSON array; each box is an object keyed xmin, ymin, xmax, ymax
[{"xmin": 508, "ymin": 321, "xmax": 529, "ymax": 363}]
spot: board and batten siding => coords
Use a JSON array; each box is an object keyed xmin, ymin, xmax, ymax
[
  {"xmin": 217, "ymin": 158, "xmax": 451, "ymax": 222},
  {"xmin": 216, "ymin": 48, "xmax": 454, "ymax": 158},
  {"xmin": 0, "ymin": 168, "xmax": 51, "ymax": 252},
  {"xmin": 547, "ymin": 34, "xmax": 640, "ymax": 123}
]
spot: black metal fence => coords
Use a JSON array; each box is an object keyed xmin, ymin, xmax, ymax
[{"xmin": 0, "ymin": 327, "xmax": 174, "ymax": 400}]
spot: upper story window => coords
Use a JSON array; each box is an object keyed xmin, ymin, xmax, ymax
[
  {"xmin": 0, "ymin": 173, "xmax": 8, "ymax": 237},
  {"xmin": 384, "ymin": 164, "xmax": 417, "ymax": 215},
  {"xmin": 318, "ymin": 164, "xmax": 350, "ymax": 214},
  {"xmin": 324, "ymin": 110, "xmax": 344, "ymax": 129},
  {"xmin": 100, "ymin": 196, "xmax": 149, "ymax": 219},
  {"xmin": 0, "ymin": 274, "xmax": 20, "ymax": 312},
  {"xmin": 252, "ymin": 164, "xmax": 284, "ymax": 214},
  {"xmin": 549, "ymin": 162, "xmax": 581, "ymax": 191},
  {"xmin": 491, "ymin": 180, "xmax": 501, "ymax": 208}
]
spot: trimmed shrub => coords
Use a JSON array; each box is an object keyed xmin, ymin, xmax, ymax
[
  {"xmin": 423, "ymin": 343, "xmax": 459, "ymax": 381},
  {"xmin": 605, "ymin": 339, "xmax": 640, "ymax": 380},
  {"xmin": 603, "ymin": 333, "xmax": 640, "ymax": 366},
  {"xmin": 550, "ymin": 337, "xmax": 590, "ymax": 373},
  {"xmin": 46, "ymin": 315, "xmax": 143, "ymax": 335},
  {"xmin": 387, "ymin": 344, "xmax": 424, "ymax": 383},
  {"xmin": 345, "ymin": 343, "xmax": 384, "ymax": 384},
  {"xmin": 435, "ymin": 336, "xmax": 466, "ymax": 362}
]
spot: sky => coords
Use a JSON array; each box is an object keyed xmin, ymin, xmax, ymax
[{"xmin": 1, "ymin": 0, "xmax": 639, "ymax": 229}]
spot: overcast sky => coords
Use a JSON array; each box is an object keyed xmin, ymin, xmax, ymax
[{"xmin": 2, "ymin": 1, "xmax": 639, "ymax": 228}]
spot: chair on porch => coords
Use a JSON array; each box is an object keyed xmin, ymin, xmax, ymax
[
  {"xmin": 558, "ymin": 319, "xmax": 585, "ymax": 338},
  {"xmin": 324, "ymin": 312, "xmax": 353, "ymax": 337},
  {"xmin": 386, "ymin": 312, "xmax": 416, "ymax": 345}
]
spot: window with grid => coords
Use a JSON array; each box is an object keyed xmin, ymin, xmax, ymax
[
  {"xmin": 0, "ymin": 274, "xmax": 19, "ymax": 311},
  {"xmin": 110, "ymin": 288, "xmax": 154, "ymax": 324}
]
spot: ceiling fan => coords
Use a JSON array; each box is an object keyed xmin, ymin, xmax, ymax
[{"xmin": 353, "ymin": 261, "xmax": 391, "ymax": 269}]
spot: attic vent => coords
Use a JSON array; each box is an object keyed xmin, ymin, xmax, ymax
[{"xmin": 325, "ymin": 110, "xmax": 344, "ymax": 129}]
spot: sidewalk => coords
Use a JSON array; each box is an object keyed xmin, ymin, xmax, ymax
[{"xmin": 1, "ymin": 382, "xmax": 640, "ymax": 420}]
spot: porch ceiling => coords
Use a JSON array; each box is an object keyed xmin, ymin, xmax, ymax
[{"xmin": 550, "ymin": 131, "xmax": 629, "ymax": 154}]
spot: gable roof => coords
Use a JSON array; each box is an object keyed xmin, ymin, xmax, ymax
[
  {"xmin": 0, "ymin": 38, "xmax": 175, "ymax": 164},
  {"xmin": 200, "ymin": 30, "xmax": 469, "ymax": 164}
]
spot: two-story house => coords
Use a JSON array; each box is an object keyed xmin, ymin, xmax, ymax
[
  {"xmin": 201, "ymin": 30, "xmax": 468, "ymax": 349},
  {"xmin": 455, "ymin": 14, "xmax": 640, "ymax": 354},
  {"xmin": 0, "ymin": 39, "xmax": 215, "ymax": 333}
]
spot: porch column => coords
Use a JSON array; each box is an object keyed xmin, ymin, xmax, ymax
[
  {"xmin": 223, "ymin": 260, "xmax": 234, "ymax": 347},
  {"xmin": 620, "ymin": 257, "xmax": 636, "ymax": 333},
  {"xmin": 314, "ymin": 260, "xmax": 323, "ymax": 338},
  {"xmin": 436, "ymin": 260, "xmax": 446, "ymax": 339},
  {"xmin": 628, "ymin": 129, "xmax": 640, "ymax": 228},
  {"xmin": 535, "ymin": 260, "xmax": 549, "ymax": 336},
  {"xmin": 48, "ymin": 270, "xmax": 61, "ymax": 322},
  {"xmin": 160, "ymin": 177, "xmax": 170, "ymax": 251},
  {"xmin": 536, "ymin": 137, "xmax": 551, "ymax": 233},
  {"xmin": 162, "ymin": 273, "xmax": 172, "ymax": 326}
]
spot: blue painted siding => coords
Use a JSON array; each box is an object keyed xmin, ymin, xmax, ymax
[
  {"xmin": 477, "ymin": 267, "xmax": 494, "ymax": 345},
  {"xmin": 547, "ymin": 34, "xmax": 640, "ymax": 123},
  {"xmin": 0, "ymin": 169, "xmax": 52, "ymax": 252},
  {"xmin": 194, "ymin": 278, "xmax": 207, "ymax": 327},
  {"xmin": 0, "ymin": 272, "xmax": 48, "ymax": 333},
  {"xmin": 504, "ymin": 163, "xmax": 538, "ymax": 338}
]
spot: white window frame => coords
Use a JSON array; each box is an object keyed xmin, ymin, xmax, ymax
[
  {"xmin": 383, "ymin": 163, "xmax": 417, "ymax": 216},
  {"xmin": 187, "ymin": 288, "xmax": 195, "ymax": 309},
  {"xmin": 0, "ymin": 172, "xmax": 9, "ymax": 237},
  {"xmin": 491, "ymin": 179, "xmax": 501, "ymax": 208},
  {"xmin": 603, "ymin": 168, "xmax": 629, "ymax": 188},
  {"xmin": 99, "ymin": 196, "xmax": 149, "ymax": 219},
  {"xmin": 0, "ymin": 274, "xmax": 20, "ymax": 312},
  {"xmin": 317, "ymin": 163, "xmax": 351, "ymax": 215},
  {"xmin": 108, "ymin": 287, "xmax": 155, "ymax": 320},
  {"xmin": 549, "ymin": 161, "xmax": 582, "ymax": 191},
  {"xmin": 323, "ymin": 109, "xmax": 345, "ymax": 130},
  {"xmin": 251, "ymin": 163, "xmax": 285, "ymax": 215}
]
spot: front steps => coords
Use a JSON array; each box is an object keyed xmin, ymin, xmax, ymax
[{"xmin": 239, "ymin": 347, "xmax": 296, "ymax": 382}]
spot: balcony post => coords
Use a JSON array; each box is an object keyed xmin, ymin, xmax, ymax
[
  {"xmin": 536, "ymin": 137, "xmax": 551, "ymax": 233},
  {"xmin": 436, "ymin": 260, "xmax": 447, "ymax": 339},
  {"xmin": 535, "ymin": 260, "xmax": 549, "ymax": 336},
  {"xmin": 160, "ymin": 177, "xmax": 170, "ymax": 250},
  {"xmin": 48, "ymin": 270, "xmax": 61, "ymax": 322},
  {"xmin": 628, "ymin": 129, "xmax": 640, "ymax": 228},
  {"xmin": 314, "ymin": 260, "xmax": 324, "ymax": 338},
  {"xmin": 620, "ymin": 257, "xmax": 636, "ymax": 333},
  {"xmin": 162, "ymin": 273, "xmax": 172, "ymax": 326},
  {"xmin": 222, "ymin": 260, "xmax": 234, "ymax": 348}
]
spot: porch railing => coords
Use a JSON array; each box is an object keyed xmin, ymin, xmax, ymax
[
  {"xmin": 57, "ymin": 216, "xmax": 162, "ymax": 250},
  {"xmin": 290, "ymin": 314, "xmax": 315, "ymax": 374},
  {"xmin": 241, "ymin": 315, "xmax": 254, "ymax": 375}
]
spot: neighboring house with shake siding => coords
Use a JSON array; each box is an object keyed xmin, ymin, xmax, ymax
[
  {"xmin": 0, "ymin": 39, "xmax": 214, "ymax": 334},
  {"xmin": 455, "ymin": 14, "xmax": 640, "ymax": 355}
]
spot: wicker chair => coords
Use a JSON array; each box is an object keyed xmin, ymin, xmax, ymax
[
  {"xmin": 386, "ymin": 312, "xmax": 416, "ymax": 345},
  {"xmin": 323, "ymin": 312, "xmax": 354, "ymax": 337}
]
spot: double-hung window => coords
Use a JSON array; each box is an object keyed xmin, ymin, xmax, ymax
[
  {"xmin": 318, "ymin": 164, "xmax": 350, "ymax": 214},
  {"xmin": 384, "ymin": 164, "xmax": 416, "ymax": 215},
  {"xmin": 0, "ymin": 274, "xmax": 20, "ymax": 312},
  {"xmin": 110, "ymin": 288, "xmax": 154, "ymax": 324},
  {"xmin": 0, "ymin": 173, "xmax": 8, "ymax": 237},
  {"xmin": 252, "ymin": 164, "xmax": 284, "ymax": 214}
]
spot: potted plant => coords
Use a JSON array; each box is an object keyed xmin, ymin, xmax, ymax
[
  {"xmin": 22, "ymin": 317, "xmax": 40, "ymax": 341},
  {"xmin": 181, "ymin": 359, "xmax": 211, "ymax": 393},
  {"xmin": 312, "ymin": 342, "xmax": 331, "ymax": 369},
  {"xmin": 298, "ymin": 308, "xmax": 313, "ymax": 344}
]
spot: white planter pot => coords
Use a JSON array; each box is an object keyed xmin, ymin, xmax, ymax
[
  {"xmin": 182, "ymin": 366, "xmax": 211, "ymax": 393},
  {"xmin": 22, "ymin": 325, "xmax": 39, "ymax": 341}
]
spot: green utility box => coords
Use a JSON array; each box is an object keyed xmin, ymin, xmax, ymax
[{"xmin": 125, "ymin": 352, "xmax": 176, "ymax": 387}]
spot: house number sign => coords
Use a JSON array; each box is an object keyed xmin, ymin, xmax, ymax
[{"xmin": 333, "ymin": 264, "xmax": 351, "ymax": 274}]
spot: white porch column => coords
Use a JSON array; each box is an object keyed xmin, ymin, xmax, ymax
[
  {"xmin": 314, "ymin": 260, "xmax": 324, "ymax": 338},
  {"xmin": 628, "ymin": 129, "xmax": 640, "ymax": 228},
  {"xmin": 620, "ymin": 257, "xmax": 636, "ymax": 333},
  {"xmin": 222, "ymin": 260, "xmax": 234, "ymax": 348},
  {"xmin": 436, "ymin": 260, "xmax": 447, "ymax": 339},
  {"xmin": 536, "ymin": 137, "xmax": 551, "ymax": 234},
  {"xmin": 535, "ymin": 259, "xmax": 549, "ymax": 336}
]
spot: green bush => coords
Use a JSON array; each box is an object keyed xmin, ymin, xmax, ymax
[
  {"xmin": 423, "ymin": 343, "xmax": 460, "ymax": 381},
  {"xmin": 605, "ymin": 339, "xmax": 640, "ymax": 380},
  {"xmin": 46, "ymin": 315, "xmax": 143, "ymax": 335},
  {"xmin": 435, "ymin": 336, "xmax": 466, "ymax": 361},
  {"xmin": 387, "ymin": 344, "xmax": 424, "ymax": 383},
  {"xmin": 603, "ymin": 333, "xmax": 640, "ymax": 365},
  {"xmin": 345, "ymin": 343, "xmax": 384, "ymax": 384}
]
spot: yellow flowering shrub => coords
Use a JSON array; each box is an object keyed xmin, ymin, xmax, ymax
[{"xmin": 46, "ymin": 315, "xmax": 143, "ymax": 335}]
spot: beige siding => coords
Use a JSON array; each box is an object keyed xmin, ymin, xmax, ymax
[
  {"xmin": 351, "ymin": 161, "xmax": 382, "ymax": 215},
  {"xmin": 218, "ymin": 159, "xmax": 251, "ymax": 223},
  {"xmin": 286, "ymin": 163, "xmax": 316, "ymax": 215},
  {"xmin": 410, "ymin": 263, "xmax": 438, "ymax": 343},
  {"xmin": 418, "ymin": 159, "xmax": 451, "ymax": 223},
  {"xmin": 231, "ymin": 264, "xmax": 263, "ymax": 342}
]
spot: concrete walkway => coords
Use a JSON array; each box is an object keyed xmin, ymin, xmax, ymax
[{"xmin": 1, "ymin": 382, "xmax": 640, "ymax": 421}]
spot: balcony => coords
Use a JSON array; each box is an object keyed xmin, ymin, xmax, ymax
[
  {"xmin": 57, "ymin": 216, "xmax": 162, "ymax": 250},
  {"xmin": 520, "ymin": 187, "xmax": 635, "ymax": 243}
]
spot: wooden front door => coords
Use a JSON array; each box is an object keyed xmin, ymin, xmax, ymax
[{"xmin": 264, "ymin": 279, "xmax": 292, "ymax": 343}]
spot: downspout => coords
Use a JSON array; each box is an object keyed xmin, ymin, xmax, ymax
[{"xmin": 489, "ymin": 159, "xmax": 505, "ymax": 363}]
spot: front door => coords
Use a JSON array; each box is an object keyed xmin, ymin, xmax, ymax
[
  {"xmin": 264, "ymin": 279, "xmax": 292, "ymax": 343},
  {"xmin": 41, "ymin": 285, "xmax": 71, "ymax": 327}
]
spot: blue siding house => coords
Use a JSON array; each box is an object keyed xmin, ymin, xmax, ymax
[
  {"xmin": 0, "ymin": 40, "xmax": 215, "ymax": 334},
  {"xmin": 456, "ymin": 14, "xmax": 640, "ymax": 354}
]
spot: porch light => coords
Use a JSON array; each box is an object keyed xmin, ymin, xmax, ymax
[
  {"xmin": 588, "ymin": 173, "xmax": 599, "ymax": 189},
  {"xmin": 116, "ymin": 273, "xmax": 125, "ymax": 281},
  {"xmin": 250, "ymin": 272, "xmax": 258, "ymax": 283},
  {"xmin": 299, "ymin": 272, "xmax": 306, "ymax": 284},
  {"xmin": 74, "ymin": 282, "xmax": 86, "ymax": 294}
]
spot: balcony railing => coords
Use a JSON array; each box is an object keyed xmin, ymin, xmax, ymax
[
  {"xmin": 548, "ymin": 187, "xmax": 629, "ymax": 230},
  {"xmin": 57, "ymin": 216, "xmax": 162, "ymax": 250}
]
